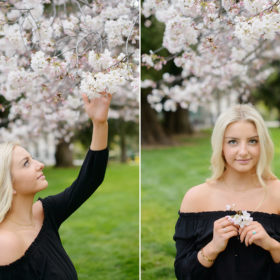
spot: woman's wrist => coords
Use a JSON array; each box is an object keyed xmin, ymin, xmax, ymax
[
  {"xmin": 266, "ymin": 238, "xmax": 280, "ymax": 263},
  {"xmin": 90, "ymin": 121, "xmax": 108, "ymax": 151},
  {"xmin": 92, "ymin": 120, "xmax": 108, "ymax": 128},
  {"xmin": 197, "ymin": 241, "xmax": 219, "ymax": 268},
  {"xmin": 204, "ymin": 241, "xmax": 220, "ymax": 260},
  {"xmin": 267, "ymin": 237, "xmax": 280, "ymax": 254}
]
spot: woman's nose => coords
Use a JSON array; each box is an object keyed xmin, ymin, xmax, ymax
[
  {"xmin": 36, "ymin": 160, "xmax": 44, "ymax": 170},
  {"xmin": 239, "ymin": 142, "xmax": 248, "ymax": 155}
]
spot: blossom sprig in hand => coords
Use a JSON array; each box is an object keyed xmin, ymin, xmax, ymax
[{"xmin": 227, "ymin": 210, "xmax": 253, "ymax": 228}]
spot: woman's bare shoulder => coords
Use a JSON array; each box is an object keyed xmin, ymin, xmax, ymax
[
  {"xmin": 266, "ymin": 179, "xmax": 280, "ymax": 205},
  {"xmin": 268, "ymin": 178, "xmax": 280, "ymax": 187},
  {"xmin": 266, "ymin": 178, "xmax": 280, "ymax": 195},
  {"xmin": 180, "ymin": 182, "xmax": 214, "ymax": 213},
  {"xmin": 0, "ymin": 230, "xmax": 22, "ymax": 265}
]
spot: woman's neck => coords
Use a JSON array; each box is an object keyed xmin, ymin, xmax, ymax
[
  {"xmin": 5, "ymin": 194, "xmax": 35, "ymax": 227},
  {"xmin": 221, "ymin": 168, "xmax": 261, "ymax": 192}
]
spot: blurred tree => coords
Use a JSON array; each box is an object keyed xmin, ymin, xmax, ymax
[
  {"xmin": 0, "ymin": 96, "xmax": 10, "ymax": 129},
  {"xmin": 76, "ymin": 118, "xmax": 138, "ymax": 163},
  {"xmin": 0, "ymin": 1, "xmax": 139, "ymax": 167},
  {"xmin": 141, "ymin": 90, "xmax": 171, "ymax": 145},
  {"xmin": 141, "ymin": 14, "xmax": 193, "ymax": 145},
  {"xmin": 253, "ymin": 62, "xmax": 280, "ymax": 121},
  {"xmin": 55, "ymin": 139, "xmax": 73, "ymax": 167}
]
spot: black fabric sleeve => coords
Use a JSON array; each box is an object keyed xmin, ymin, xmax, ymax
[
  {"xmin": 41, "ymin": 148, "xmax": 108, "ymax": 228},
  {"xmin": 174, "ymin": 215, "xmax": 212, "ymax": 280},
  {"xmin": 271, "ymin": 218, "xmax": 280, "ymax": 274}
]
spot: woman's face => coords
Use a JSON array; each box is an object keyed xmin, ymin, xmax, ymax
[
  {"xmin": 222, "ymin": 120, "xmax": 260, "ymax": 174},
  {"xmin": 11, "ymin": 146, "xmax": 48, "ymax": 195}
]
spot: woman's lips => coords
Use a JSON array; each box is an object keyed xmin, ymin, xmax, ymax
[
  {"xmin": 236, "ymin": 159, "xmax": 251, "ymax": 164},
  {"xmin": 37, "ymin": 174, "xmax": 45, "ymax": 179}
]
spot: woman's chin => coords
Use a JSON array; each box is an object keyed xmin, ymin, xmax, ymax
[{"xmin": 38, "ymin": 181, "xmax": 48, "ymax": 192}]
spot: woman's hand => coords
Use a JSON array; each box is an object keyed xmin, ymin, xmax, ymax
[
  {"xmin": 210, "ymin": 216, "xmax": 239, "ymax": 254},
  {"xmin": 239, "ymin": 221, "xmax": 280, "ymax": 263},
  {"xmin": 239, "ymin": 221, "xmax": 276, "ymax": 250},
  {"xmin": 198, "ymin": 216, "xmax": 239, "ymax": 267},
  {"xmin": 82, "ymin": 92, "xmax": 111, "ymax": 150},
  {"xmin": 82, "ymin": 92, "xmax": 112, "ymax": 125}
]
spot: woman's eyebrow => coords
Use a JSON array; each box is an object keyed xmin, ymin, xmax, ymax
[
  {"xmin": 19, "ymin": 155, "xmax": 31, "ymax": 165},
  {"xmin": 224, "ymin": 135, "xmax": 259, "ymax": 139}
]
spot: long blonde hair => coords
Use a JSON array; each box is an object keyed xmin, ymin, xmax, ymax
[
  {"xmin": 0, "ymin": 142, "xmax": 18, "ymax": 223},
  {"xmin": 207, "ymin": 104, "xmax": 276, "ymax": 187}
]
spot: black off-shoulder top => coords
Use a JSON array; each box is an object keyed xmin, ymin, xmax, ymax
[
  {"xmin": 174, "ymin": 211, "xmax": 280, "ymax": 280},
  {"xmin": 0, "ymin": 148, "xmax": 108, "ymax": 280}
]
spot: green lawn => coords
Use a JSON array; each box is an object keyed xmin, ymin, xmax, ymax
[
  {"xmin": 141, "ymin": 128, "xmax": 280, "ymax": 280},
  {"xmin": 35, "ymin": 159, "xmax": 139, "ymax": 280}
]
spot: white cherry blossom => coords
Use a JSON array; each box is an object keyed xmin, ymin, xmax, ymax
[
  {"xmin": 142, "ymin": 0, "xmax": 280, "ymax": 112},
  {"xmin": 0, "ymin": 0, "xmax": 139, "ymax": 145}
]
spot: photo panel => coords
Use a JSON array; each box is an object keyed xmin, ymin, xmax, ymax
[
  {"xmin": 0, "ymin": 1, "xmax": 139, "ymax": 279},
  {"xmin": 141, "ymin": 1, "xmax": 280, "ymax": 279}
]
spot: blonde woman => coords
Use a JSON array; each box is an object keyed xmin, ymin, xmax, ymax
[
  {"xmin": 0, "ymin": 93, "xmax": 111, "ymax": 279},
  {"xmin": 174, "ymin": 104, "xmax": 280, "ymax": 280}
]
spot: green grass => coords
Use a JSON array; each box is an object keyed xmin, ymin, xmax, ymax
[
  {"xmin": 35, "ymin": 160, "xmax": 139, "ymax": 280},
  {"xmin": 141, "ymin": 128, "xmax": 280, "ymax": 280}
]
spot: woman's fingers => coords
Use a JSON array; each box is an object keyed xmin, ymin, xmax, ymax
[
  {"xmin": 239, "ymin": 221, "xmax": 264, "ymax": 246},
  {"xmin": 216, "ymin": 219, "xmax": 238, "ymax": 231},
  {"xmin": 216, "ymin": 216, "xmax": 230, "ymax": 224},
  {"xmin": 214, "ymin": 217, "xmax": 239, "ymax": 237},
  {"xmin": 219, "ymin": 225, "xmax": 238, "ymax": 234},
  {"xmin": 239, "ymin": 226, "xmax": 250, "ymax": 243},
  {"xmin": 245, "ymin": 230, "xmax": 255, "ymax": 246},
  {"xmin": 82, "ymin": 92, "xmax": 112, "ymax": 106},
  {"xmin": 239, "ymin": 222, "xmax": 257, "ymax": 242},
  {"xmin": 215, "ymin": 217, "xmax": 233, "ymax": 227},
  {"xmin": 82, "ymin": 93, "xmax": 90, "ymax": 105},
  {"xmin": 211, "ymin": 217, "xmax": 239, "ymax": 254},
  {"xmin": 99, "ymin": 91, "xmax": 112, "ymax": 97},
  {"xmin": 222, "ymin": 230, "xmax": 239, "ymax": 240}
]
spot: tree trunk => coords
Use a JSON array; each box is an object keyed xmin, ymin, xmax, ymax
[
  {"xmin": 141, "ymin": 91, "xmax": 171, "ymax": 145},
  {"xmin": 119, "ymin": 120, "xmax": 127, "ymax": 163},
  {"xmin": 163, "ymin": 107, "xmax": 193, "ymax": 134},
  {"xmin": 55, "ymin": 140, "xmax": 73, "ymax": 167}
]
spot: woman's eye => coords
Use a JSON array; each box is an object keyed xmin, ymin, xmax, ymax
[
  {"xmin": 228, "ymin": 139, "xmax": 237, "ymax": 144},
  {"xmin": 24, "ymin": 160, "xmax": 30, "ymax": 167},
  {"xmin": 249, "ymin": 139, "xmax": 258, "ymax": 144}
]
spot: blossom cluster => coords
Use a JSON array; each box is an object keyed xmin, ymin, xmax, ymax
[
  {"xmin": 0, "ymin": 0, "xmax": 139, "ymax": 145},
  {"xmin": 142, "ymin": 0, "xmax": 280, "ymax": 112},
  {"xmin": 227, "ymin": 211, "xmax": 253, "ymax": 228},
  {"xmin": 80, "ymin": 68, "xmax": 127, "ymax": 98}
]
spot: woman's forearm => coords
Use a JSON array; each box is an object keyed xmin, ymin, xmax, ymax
[
  {"xmin": 90, "ymin": 121, "xmax": 108, "ymax": 151},
  {"xmin": 268, "ymin": 238, "xmax": 280, "ymax": 263},
  {"xmin": 197, "ymin": 241, "xmax": 219, "ymax": 268}
]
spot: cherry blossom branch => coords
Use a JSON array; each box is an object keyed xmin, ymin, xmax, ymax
[
  {"xmin": 75, "ymin": 31, "xmax": 103, "ymax": 65},
  {"xmin": 76, "ymin": 0, "xmax": 91, "ymax": 8},
  {"xmin": 253, "ymin": 0, "xmax": 280, "ymax": 17},
  {"xmin": 126, "ymin": 15, "xmax": 139, "ymax": 65},
  {"xmin": 0, "ymin": 0, "xmax": 139, "ymax": 144},
  {"xmin": 50, "ymin": 2, "xmax": 57, "ymax": 26},
  {"xmin": 106, "ymin": 53, "xmax": 134, "ymax": 71},
  {"xmin": 73, "ymin": 0, "xmax": 85, "ymax": 17},
  {"xmin": 149, "ymin": 46, "xmax": 165, "ymax": 55}
]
